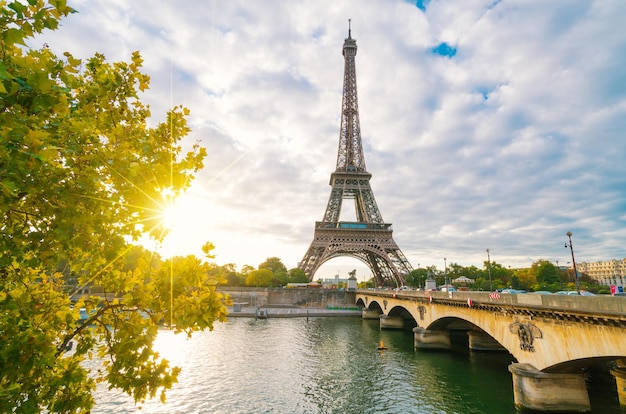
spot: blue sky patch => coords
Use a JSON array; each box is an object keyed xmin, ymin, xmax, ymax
[
  {"xmin": 414, "ymin": 0, "xmax": 430, "ymax": 12},
  {"xmin": 432, "ymin": 42, "xmax": 457, "ymax": 58},
  {"xmin": 479, "ymin": 88, "xmax": 489, "ymax": 101}
]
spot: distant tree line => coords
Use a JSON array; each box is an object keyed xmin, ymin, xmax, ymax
[{"xmin": 402, "ymin": 259, "xmax": 604, "ymax": 293}]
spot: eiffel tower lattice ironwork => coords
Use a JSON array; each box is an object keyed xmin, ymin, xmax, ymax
[{"xmin": 299, "ymin": 25, "xmax": 413, "ymax": 287}]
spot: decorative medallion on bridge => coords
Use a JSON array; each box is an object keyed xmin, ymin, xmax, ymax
[
  {"xmin": 417, "ymin": 305, "xmax": 426, "ymax": 320},
  {"xmin": 383, "ymin": 299, "xmax": 388, "ymax": 310},
  {"xmin": 298, "ymin": 23, "xmax": 413, "ymax": 287},
  {"xmin": 509, "ymin": 322, "xmax": 543, "ymax": 352}
]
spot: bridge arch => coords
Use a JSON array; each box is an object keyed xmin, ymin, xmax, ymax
[
  {"xmin": 545, "ymin": 356, "xmax": 626, "ymax": 373},
  {"xmin": 387, "ymin": 305, "xmax": 418, "ymax": 330}
]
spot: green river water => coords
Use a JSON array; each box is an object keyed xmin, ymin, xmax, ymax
[{"xmin": 88, "ymin": 317, "xmax": 621, "ymax": 413}]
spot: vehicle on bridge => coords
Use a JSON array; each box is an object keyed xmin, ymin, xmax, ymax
[
  {"xmin": 500, "ymin": 288, "xmax": 526, "ymax": 294},
  {"xmin": 555, "ymin": 290, "xmax": 596, "ymax": 296}
]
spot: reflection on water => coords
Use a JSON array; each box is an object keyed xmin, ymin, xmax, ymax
[{"xmin": 88, "ymin": 318, "xmax": 618, "ymax": 413}]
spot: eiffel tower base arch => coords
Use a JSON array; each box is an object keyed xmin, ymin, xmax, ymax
[{"xmin": 299, "ymin": 223, "xmax": 412, "ymax": 287}]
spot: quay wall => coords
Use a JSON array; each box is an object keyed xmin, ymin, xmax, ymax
[{"xmin": 219, "ymin": 287, "xmax": 356, "ymax": 308}]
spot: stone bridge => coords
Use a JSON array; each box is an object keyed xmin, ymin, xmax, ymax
[{"xmin": 356, "ymin": 289, "xmax": 626, "ymax": 412}]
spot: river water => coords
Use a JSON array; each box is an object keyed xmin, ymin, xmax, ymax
[{"xmin": 90, "ymin": 316, "xmax": 620, "ymax": 413}]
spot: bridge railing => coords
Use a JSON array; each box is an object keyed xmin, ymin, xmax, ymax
[{"xmin": 357, "ymin": 289, "xmax": 626, "ymax": 315}]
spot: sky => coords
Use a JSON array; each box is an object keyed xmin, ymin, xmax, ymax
[{"xmin": 33, "ymin": 0, "xmax": 626, "ymax": 281}]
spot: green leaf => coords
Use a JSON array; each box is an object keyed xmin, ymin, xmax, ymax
[
  {"xmin": 8, "ymin": 1, "xmax": 27, "ymax": 15},
  {"xmin": 2, "ymin": 28, "xmax": 26, "ymax": 46}
]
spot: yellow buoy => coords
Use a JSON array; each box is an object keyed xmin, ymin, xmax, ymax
[{"xmin": 377, "ymin": 340, "xmax": 387, "ymax": 350}]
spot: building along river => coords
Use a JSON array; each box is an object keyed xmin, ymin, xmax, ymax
[{"xmin": 89, "ymin": 316, "xmax": 621, "ymax": 413}]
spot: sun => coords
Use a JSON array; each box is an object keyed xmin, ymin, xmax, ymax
[
  {"xmin": 149, "ymin": 189, "xmax": 208, "ymax": 258},
  {"xmin": 160, "ymin": 200, "xmax": 179, "ymax": 231},
  {"xmin": 157, "ymin": 188, "xmax": 180, "ymax": 231}
]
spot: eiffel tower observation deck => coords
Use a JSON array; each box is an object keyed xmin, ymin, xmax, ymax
[{"xmin": 299, "ymin": 23, "xmax": 413, "ymax": 287}]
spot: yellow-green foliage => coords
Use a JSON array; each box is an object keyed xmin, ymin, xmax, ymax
[{"xmin": 0, "ymin": 2, "xmax": 227, "ymax": 412}]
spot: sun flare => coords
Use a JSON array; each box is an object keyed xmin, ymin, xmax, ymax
[
  {"xmin": 160, "ymin": 201, "xmax": 179, "ymax": 231},
  {"xmin": 158, "ymin": 188, "xmax": 179, "ymax": 231},
  {"xmin": 150, "ymin": 190, "xmax": 210, "ymax": 258}
]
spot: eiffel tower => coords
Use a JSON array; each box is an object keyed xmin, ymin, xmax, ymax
[{"xmin": 299, "ymin": 24, "xmax": 413, "ymax": 287}]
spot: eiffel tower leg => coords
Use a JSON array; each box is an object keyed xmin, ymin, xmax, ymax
[{"xmin": 299, "ymin": 243, "xmax": 326, "ymax": 281}]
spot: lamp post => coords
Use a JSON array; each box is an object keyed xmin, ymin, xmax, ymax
[
  {"xmin": 486, "ymin": 248, "xmax": 493, "ymax": 292},
  {"xmin": 418, "ymin": 263, "xmax": 421, "ymax": 289},
  {"xmin": 565, "ymin": 231, "xmax": 580, "ymax": 294},
  {"xmin": 444, "ymin": 257, "xmax": 447, "ymax": 288}
]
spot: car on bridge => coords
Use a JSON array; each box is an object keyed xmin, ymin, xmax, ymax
[
  {"xmin": 500, "ymin": 289, "xmax": 526, "ymax": 294},
  {"xmin": 555, "ymin": 290, "xmax": 596, "ymax": 296}
]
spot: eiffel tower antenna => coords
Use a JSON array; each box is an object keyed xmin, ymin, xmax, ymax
[{"xmin": 299, "ymin": 25, "xmax": 413, "ymax": 287}]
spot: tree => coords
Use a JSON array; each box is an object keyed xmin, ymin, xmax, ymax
[
  {"xmin": 513, "ymin": 268, "xmax": 536, "ymax": 291},
  {"xmin": 534, "ymin": 260, "xmax": 559, "ymax": 285},
  {"xmin": 258, "ymin": 257, "xmax": 287, "ymax": 274},
  {"xmin": 287, "ymin": 267, "xmax": 309, "ymax": 284},
  {"xmin": 529, "ymin": 260, "xmax": 560, "ymax": 291},
  {"xmin": 0, "ymin": 3, "xmax": 227, "ymax": 412},
  {"xmin": 258, "ymin": 257, "xmax": 287, "ymax": 286},
  {"xmin": 447, "ymin": 262, "xmax": 464, "ymax": 279},
  {"xmin": 484, "ymin": 261, "xmax": 511, "ymax": 289},
  {"xmin": 405, "ymin": 268, "xmax": 428, "ymax": 288},
  {"xmin": 358, "ymin": 277, "xmax": 376, "ymax": 289},
  {"xmin": 211, "ymin": 263, "xmax": 241, "ymax": 286},
  {"xmin": 245, "ymin": 269, "xmax": 273, "ymax": 287},
  {"xmin": 152, "ymin": 254, "xmax": 228, "ymax": 330}
]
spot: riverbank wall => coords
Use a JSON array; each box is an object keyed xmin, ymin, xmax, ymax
[{"xmin": 218, "ymin": 287, "xmax": 357, "ymax": 309}]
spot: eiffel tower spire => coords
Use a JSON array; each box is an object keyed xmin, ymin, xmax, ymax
[
  {"xmin": 336, "ymin": 19, "xmax": 365, "ymax": 174},
  {"xmin": 299, "ymin": 23, "xmax": 413, "ymax": 287}
]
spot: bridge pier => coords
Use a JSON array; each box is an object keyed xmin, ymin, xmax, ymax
[
  {"xmin": 467, "ymin": 329, "xmax": 507, "ymax": 352},
  {"xmin": 413, "ymin": 327, "xmax": 451, "ymax": 351},
  {"xmin": 362, "ymin": 308, "xmax": 380, "ymax": 319},
  {"xmin": 509, "ymin": 363, "xmax": 590, "ymax": 412},
  {"xmin": 379, "ymin": 314, "xmax": 404, "ymax": 329},
  {"xmin": 610, "ymin": 358, "xmax": 626, "ymax": 408}
]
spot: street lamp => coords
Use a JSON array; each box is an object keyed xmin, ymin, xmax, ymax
[
  {"xmin": 565, "ymin": 231, "xmax": 581, "ymax": 294},
  {"xmin": 486, "ymin": 249, "xmax": 493, "ymax": 292},
  {"xmin": 417, "ymin": 263, "xmax": 421, "ymax": 289},
  {"xmin": 444, "ymin": 257, "xmax": 447, "ymax": 288}
]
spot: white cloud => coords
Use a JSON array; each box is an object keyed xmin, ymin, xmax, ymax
[{"xmin": 34, "ymin": 0, "xmax": 626, "ymax": 277}]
